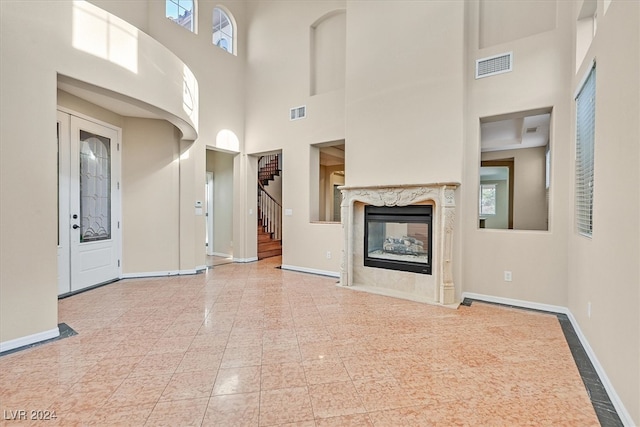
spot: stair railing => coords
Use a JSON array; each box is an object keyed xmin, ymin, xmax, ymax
[
  {"xmin": 258, "ymin": 182, "xmax": 282, "ymax": 241},
  {"xmin": 258, "ymin": 154, "xmax": 280, "ymax": 184}
]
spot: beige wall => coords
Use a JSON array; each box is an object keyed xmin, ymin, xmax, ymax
[
  {"xmin": 346, "ymin": 1, "xmax": 465, "ymax": 187},
  {"xmin": 568, "ymin": 1, "xmax": 640, "ymax": 422},
  {"xmin": 122, "ymin": 118, "xmax": 181, "ymax": 274},
  {"xmin": 145, "ymin": 0, "xmax": 248, "ymax": 268},
  {"xmin": 244, "ymin": 1, "xmax": 346, "ymax": 273},
  {"xmin": 462, "ymin": 0, "xmax": 571, "ymax": 308},
  {"xmin": 87, "ymin": 0, "xmax": 149, "ymax": 33},
  {"xmin": 479, "ymin": 0, "xmax": 557, "ymax": 48}
]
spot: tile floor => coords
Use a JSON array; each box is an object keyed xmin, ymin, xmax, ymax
[{"xmin": 0, "ymin": 257, "xmax": 600, "ymax": 426}]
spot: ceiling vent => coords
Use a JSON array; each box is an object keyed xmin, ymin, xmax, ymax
[
  {"xmin": 290, "ymin": 105, "xmax": 306, "ymax": 121},
  {"xmin": 476, "ymin": 52, "xmax": 513, "ymax": 79}
]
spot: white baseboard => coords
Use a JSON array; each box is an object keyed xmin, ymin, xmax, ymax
[
  {"xmin": 210, "ymin": 252, "xmax": 232, "ymax": 258},
  {"xmin": 564, "ymin": 310, "xmax": 635, "ymax": 426},
  {"xmin": 195, "ymin": 265, "xmax": 207, "ymax": 272},
  {"xmin": 461, "ymin": 292, "xmax": 634, "ymax": 427},
  {"xmin": 121, "ymin": 268, "xmax": 202, "ymax": 279},
  {"xmin": 0, "ymin": 326, "xmax": 60, "ymax": 353},
  {"xmin": 280, "ymin": 264, "xmax": 340, "ymax": 278},
  {"xmin": 461, "ymin": 292, "xmax": 567, "ymax": 314},
  {"xmin": 233, "ymin": 257, "xmax": 258, "ymax": 263},
  {"xmin": 121, "ymin": 270, "xmax": 181, "ymax": 279}
]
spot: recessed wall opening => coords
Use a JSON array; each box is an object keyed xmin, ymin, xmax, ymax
[
  {"xmin": 310, "ymin": 140, "xmax": 345, "ymax": 222},
  {"xmin": 364, "ymin": 205, "xmax": 432, "ymax": 274},
  {"xmin": 480, "ymin": 108, "xmax": 552, "ymax": 231}
]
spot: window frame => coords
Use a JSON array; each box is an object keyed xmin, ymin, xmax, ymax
[
  {"xmin": 479, "ymin": 183, "xmax": 498, "ymax": 216},
  {"xmin": 166, "ymin": 0, "xmax": 196, "ymax": 33},
  {"xmin": 213, "ymin": 7, "xmax": 234, "ymax": 54}
]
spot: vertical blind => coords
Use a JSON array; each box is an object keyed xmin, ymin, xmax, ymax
[{"xmin": 575, "ymin": 66, "xmax": 596, "ymax": 236}]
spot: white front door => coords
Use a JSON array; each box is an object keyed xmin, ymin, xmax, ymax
[{"xmin": 57, "ymin": 111, "xmax": 121, "ymax": 295}]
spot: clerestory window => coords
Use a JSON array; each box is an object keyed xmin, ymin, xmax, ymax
[
  {"xmin": 166, "ymin": 0, "xmax": 195, "ymax": 32},
  {"xmin": 213, "ymin": 7, "xmax": 234, "ymax": 54}
]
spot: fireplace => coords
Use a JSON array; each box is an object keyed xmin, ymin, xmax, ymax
[
  {"xmin": 364, "ymin": 205, "xmax": 432, "ymax": 274},
  {"xmin": 339, "ymin": 183, "xmax": 460, "ymax": 306}
]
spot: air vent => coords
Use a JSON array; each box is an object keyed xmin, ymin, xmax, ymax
[
  {"xmin": 290, "ymin": 105, "xmax": 306, "ymax": 121},
  {"xmin": 475, "ymin": 52, "xmax": 513, "ymax": 79}
]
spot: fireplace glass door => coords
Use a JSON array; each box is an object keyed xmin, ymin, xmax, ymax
[{"xmin": 364, "ymin": 205, "xmax": 432, "ymax": 274}]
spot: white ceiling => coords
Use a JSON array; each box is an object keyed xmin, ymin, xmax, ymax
[
  {"xmin": 481, "ymin": 112, "xmax": 550, "ymax": 152},
  {"xmin": 319, "ymin": 144, "xmax": 345, "ymax": 167}
]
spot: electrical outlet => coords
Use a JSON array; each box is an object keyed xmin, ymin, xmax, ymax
[
  {"xmin": 326, "ymin": 251, "xmax": 331, "ymax": 259},
  {"xmin": 504, "ymin": 271, "xmax": 512, "ymax": 282}
]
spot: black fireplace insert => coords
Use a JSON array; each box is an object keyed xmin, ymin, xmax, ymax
[{"xmin": 364, "ymin": 205, "xmax": 432, "ymax": 274}]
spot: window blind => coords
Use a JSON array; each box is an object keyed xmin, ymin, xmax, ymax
[{"xmin": 575, "ymin": 67, "xmax": 596, "ymax": 236}]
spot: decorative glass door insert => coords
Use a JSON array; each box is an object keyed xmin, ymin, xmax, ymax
[{"xmin": 79, "ymin": 130, "xmax": 111, "ymax": 242}]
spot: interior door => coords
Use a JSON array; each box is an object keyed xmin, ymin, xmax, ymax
[{"xmin": 58, "ymin": 111, "xmax": 121, "ymax": 295}]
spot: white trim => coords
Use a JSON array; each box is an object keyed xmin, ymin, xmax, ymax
[
  {"xmin": 211, "ymin": 252, "xmax": 232, "ymax": 258},
  {"xmin": 280, "ymin": 264, "xmax": 339, "ymax": 278},
  {"xmin": 565, "ymin": 311, "xmax": 635, "ymax": 426},
  {"xmin": 121, "ymin": 268, "xmax": 203, "ymax": 279},
  {"xmin": 461, "ymin": 292, "xmax": 634, "ymax": 426},
  {"xmin": 121, "ymin": 270, "xmax": 181, "ymax": 278},
  {"xmin": 461, "ymin": 292, "xmax": 567, "ymax": 314},
  {"xmin": 233, "ymin": 257, "xmax": 258, "ymax": 263},
  {"xmin": 574, "ymin": 59, "xmax": 596, "ymax": 99},
  {"xmin": 0, "ymin": 327, "xmax": 60, "ymax": 353},
  {"xmin": 195, "ymin": 265, "xmax": 207, "ymax": 272},
  {"xmin": 57, "ymin": 106, "xmax": 122, "ymax": 132}
]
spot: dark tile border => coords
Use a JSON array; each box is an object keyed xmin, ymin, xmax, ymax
[
  {"xmin": 463, "ymin": 298, "xmax": 623, "ymax": 427},
  {"xmin": 58, "ymin": 278, "xmax": 119, "ymax": 300},
  {"xmin": 0, "ymin": 323, "xmax": 77, "ymax": 357}
]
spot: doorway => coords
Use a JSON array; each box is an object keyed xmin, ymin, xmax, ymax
[
  {"xmin": 205, "ymin": 149, "xmax": 235, "ymax": 266},
  {"xmin": 57, "ymin": 111, "xmax": 121, "ymax": 296},
  {"xmin": 206, "ymin": 172, "xmax": 214, "ymax": 256}
]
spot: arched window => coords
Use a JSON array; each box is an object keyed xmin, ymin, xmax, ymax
[
  {"xmin": 213, "ymin": 7, "xmax": 234, "ymax": 54},
  {"xmin": 166, "ymin": 0, "xmax": 195, "ymax": 32}
]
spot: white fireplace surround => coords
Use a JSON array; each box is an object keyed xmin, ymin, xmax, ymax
[{"xmin": 339, "ymin": 183, "xmax": 460, "ymax": 307}]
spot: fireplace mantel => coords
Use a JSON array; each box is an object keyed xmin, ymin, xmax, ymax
[{"xmin": 339, "ymin": 183, "xmax": 460, "ymax": 307}]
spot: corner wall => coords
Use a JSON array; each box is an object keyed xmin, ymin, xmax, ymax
[{"xmin": 568, "ymin": 1, "xmax": 640, "ymax": 423}]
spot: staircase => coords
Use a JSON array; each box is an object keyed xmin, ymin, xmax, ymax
[
  {"xmin": 258, "ymin": 154, "xmax": 282, "ymax": 259},
  {"xmin": 258, "ymin": 218, "xmax": 282, "ymax": 259}
]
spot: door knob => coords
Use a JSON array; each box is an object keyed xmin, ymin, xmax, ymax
[{"xmin": 72, "ymin": 224, "xmax": 80, "ymax": 229}]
